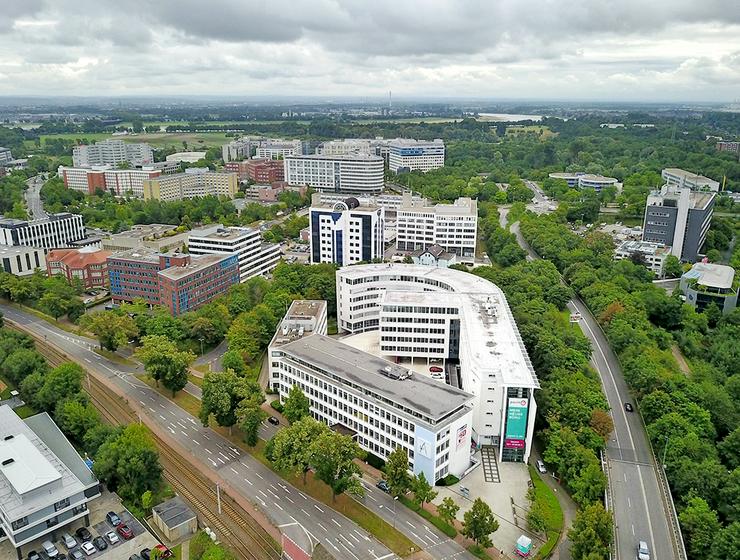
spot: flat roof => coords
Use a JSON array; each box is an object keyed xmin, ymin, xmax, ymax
[
  {"xmin": 683, "ymin": 262, "xmax": 735, "ymax": 289},
  {"xmin": 286, "ymin": 154, "xmax": 383, "ymax": 162},
  {"xmin": 663, "ymin": 168, "xmax": 718, "ymax": 184},
  {"xmin": 153, "ymin": 495, "xmax": 196, "ymax": 529},
  {"xmin": 285, "ymin": 299, "xmax": 326, "ymax": 321},
  {"xmin": 188, "ymin": 224, "xmax": 257, "ymax": 241},
  {"xmin": 0, "ymin": 434, "xmax": 61, "ymax": 495},
  {"xmin": 157, "ymin": 253, "xmax": 235, "ymax": 280},
  {"xmin": 616, "ymin": 240, "xmax": 670, "ymax": 256},
  {"xmin": 108, "ymin": 247, "xmax": 162, "ymax": 263},
  {"xmin": 277, "ymin": 334, "xmax": 473, "ymax": 424},
  {"xmin": 0, "ymin": 245, "xmax": 41, "ymax": 256}
]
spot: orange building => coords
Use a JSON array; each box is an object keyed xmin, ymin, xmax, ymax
[{"xmin": 46, "ymin": 247, "xmax": 111, "ymax": 289}]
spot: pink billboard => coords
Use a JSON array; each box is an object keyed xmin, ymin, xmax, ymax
[{"xmin": 505, "ymin": 438, "xmax": 526, "ymax": 449}]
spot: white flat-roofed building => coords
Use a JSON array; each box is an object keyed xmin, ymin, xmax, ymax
[
  {"xmin": 143, "ymin": 169, "xmax": 238, "ymax": 202},
  {"xmin": 662, "ymin": 168, "xmax": 719, "ymax": 192},
  {"xmin": 270, "ymin": 300, "xmax": 328, "ymax": 345},
  {"xmin": 58, "ymin": 166, "xmax": 163, "ymax": 198},
  {"xmin": 318, "ymin": 192, "xmax": 424, "ymax": 210},
  {"xmin": 680, "ymin": 262, "xmax": 738, "ymax": 315},
  {"xmin": 548, "ymin": 172, "xmax": 620, "ymax": 192},
  {"xmin": 0, "ymin": 246, "xmax": 46, "ymax": 276},
  {"xmin": 72, "ymin": 139, "xmax": 153, "ymax": 168},
  {"xmin": 165, "ymin": 152, "xmax": 207, "ymax": 164},
  {"xmin": 315, "ymin": 139, "xmax": 374, "ymax": 156},
  {"xmin": 309, "ymin": 194, "xmax": 384, "ymax": 266},
  {"xmin": 254, "ymin": 140, "xmax": 303, "ymax": 160},
  {"xmin": 396, "ymin": 192, "xmax": 477, "ymax": 262},
  {"xmin": 0, "ymin": 406, "xmax": 100, "ymax": 557},
  {"xmin": 388, "ymin": 139, "xmax": 445, "ymax": 173},
  {"xmin": 335, "ymin": 264, "xmax": 539, "ymax": 463},
  {"xmin": 613, "ymin": 240, "xmax": 671, "ymax": 277},
  {"xmin": 222, "ymin": 139, "xmax": 251, "ymax": 162},
  {"xmin": 187, "ymin": 223, "xmax": 280, "ymax": 283},
  {"xmin": 0, "ymin": 213, "xmax": 85, "ymax": 251},
  {"xmin": 285, "ymin": 154, "xmax": 384, "ymax": 195}
]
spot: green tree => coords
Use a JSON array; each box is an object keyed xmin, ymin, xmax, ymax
[
  {"xmin": 711, "ymin": 522, "xmax": 740, "ymax": 560},
  {"xmin": 220, "ymin": 350, "xmax": 246, "ymax": 375},
  {"xmin": 384, "ymin": 447, "xmax": 412, "ymax": 497},
  {"xmin": 2, "ymin": 348, "xmax": 47, "ymax": 385},
  {"xmin": 237, "ymin": 401, "xmax": 265, "ymax": 447},
  {"xmin": 462, "ymin": 498, "xmax": 499, "ymax": 549},
  {"xmin": 270, "ymin": 417, "xmax": 329, "ymax": 484},
  {"xmin": 309, "ymin": 430, "xmax": 364, "ymax": 502},
  {"xmin": 679, "ymin": 496, "xmax": 721, "ymax": 559},
  {"xmin": 36, "ymin": 362, "xmax": 85, "ymax": 412},
  {"xmin": 663, "ymin": 255, "xmax": 682, "ymax": 278},
  {"xmin": 199, "ymin": 370, "xmax": 259, "ymax": 434},
  {"xmin": 437, "ymin": 496, "xmax": 460, "ymax": 527},
  {"xmin": 38, "ymin": 292, "xmax": 68, "ymax": 320},
  {"xmin": 136, "ymin": 335, "xmax": 195, "ymax": 396},
  {"xmin": 54, "ymin": 398, "xmax": 99, "ymax": 443},
  {"xmin": 283, "ymin": 385, "xmax": 311, "ymax": 424},
  {"xmin": 568, "ymin": 503, "xmax": 612, "ymax": 560},
  {"xmin": 412, "ymin": 472, "xmax": 437, "ymax": 509},
  {"xmin": 83, "ymin": 311, "xmax": 138, "ymax": 351}
]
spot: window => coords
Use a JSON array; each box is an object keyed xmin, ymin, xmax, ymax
[
  {"xmin": 11, "ymin": 516, "xmax": 28, "ymax": 530},
  {"xmin": 54, "ymin": 497, "xmax": 70, "ymax": 511}
]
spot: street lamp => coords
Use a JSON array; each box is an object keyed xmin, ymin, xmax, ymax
[
  {"xmin": 393, "ymin": 496, "xmax": 398, "ymax": 528},
  {"xmin": 199, "ymin": 337, "xmax": 205, "ymax": 357}
]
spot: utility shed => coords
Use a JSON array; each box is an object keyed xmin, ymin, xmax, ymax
[{"xmin": 152, "ymin": 495, "xmax": 197, "ymax": 542}]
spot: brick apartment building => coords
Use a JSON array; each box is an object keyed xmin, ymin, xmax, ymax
[
  {"xmin": 246, "ymin": 159, "xmax": 285, "ymax": 183},
  {"xmin": 46, "ymin": 247, "xmax": 111, "ymax": 289}
]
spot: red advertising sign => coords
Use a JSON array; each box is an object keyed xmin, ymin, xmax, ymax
[{"xmin": 504, "ymin": 438, "xmax": 526, "ymax": 449}]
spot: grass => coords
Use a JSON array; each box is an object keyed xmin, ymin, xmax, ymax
[
  {"xmin": 169, "ymin": 543, "xmax": 182, "ymax": 560},
  {"xmin": 467, "ymin": 544, "xmax": 494, "ymax": 559},
  {"xmin": 398, "ymin": 495, "xmax": 457, "ymax": 537},
  {"xmin": 94, "ymin": 347, "xmax": 136, "ymax": 366},
  {"xmin": 13, "ymin": 404, "xmax": 37, "ymax": 419},
  {"xmin": 188, "ymin": 373, "xmax": 204, "ymax": 387},
  {"xmin": 192, "ymin": 364, "xmax": 210, "ymax": 375},
  {"xmin": 135, "ymin": 374, "xmax": 203, "ymax": 417},
  {"xmin": 528, "ymin": 465, "xmax": 564, "ymax": 559},
  {"xmin": 0, "ymin": 375, "xmax": 37, "ymax": 419}
]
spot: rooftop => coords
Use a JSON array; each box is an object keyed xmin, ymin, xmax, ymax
[
  {"xmin": 0, "ymin": 434, "xmax": 61, "ymax": 495},
  {"xmin": 107, "ymin": 224, "xmax": 178, "ymax": 241},
  {"xmin": 47, "ymin": 247, "xmax": 110, "ymax": 268},
  {"xmin": 152, "ymin": 496, "xmax": 196, "ymax": 529},
  {"xmin": 387, "ymin": 138, "xmax": 444, "ymax": 146},
  {"xmin": 157, "ymin": 253, "xmax": 236, "ymax": 280},
  {"xmin": 616, "ymin": 240, "xmax": 671, "ymax": 256},
  {"xmin": 286, "ymin": 153, "xmax": 383, "ymax": 162},
  {"xmin": 271, "ymin": 300, "xmax": 327, "ymax": 346},
  {"xmin": 0, "ymin": 212, "xmax": 79, "ymax": 228},
  {"xmin": 662, "ymin": 168, "xmax": 718, "ymax": 185},
  {"xmin": 188, "ymin": 224, "xmax": 258, "ymax": 241},
  {"xmin": 411, "ymin": 244, "xmax": 455, "ymax": 260},
  {"xmin": 108, "ymin": 247, "xmax": 162, "ymax": 263},
  {"xmin": 399, "ymin": 194, "xmax": 477, "ymax": 216},
  {"xmin": 0, "ymin": 245, "xmax": 41, "ymax": 257},
  {"xmin": 277, "ymin": 334, "xmax": 473, "ymax": 425},
  {"xmin": 682, "ymin": 262, "xmax": 736, "ymax": 289}
]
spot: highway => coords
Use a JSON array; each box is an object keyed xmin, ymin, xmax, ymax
[
  {"xmin": 25, "ymin": 175, "xmax": 48, "ymax": 220},
  {"xmin": 506, "ymin": 204, "xmax": 678, "ymax": 560},
  {"xmin": 1, "ymin": 303, "xmax": 474, "ymax": 560}
]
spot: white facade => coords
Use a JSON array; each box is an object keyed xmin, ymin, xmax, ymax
[
  {"xmin": 72, "ymin": 139, "xmax": 153, "ymax": 167},
  {"xmin": 387, "ymin": 139, "xmax": 445, "ymax": 173},
  {"xmin": 613, "ymin": 240, "xmax": 670, "ymax": 277},
  {"xmin": 309, "ymin": 194, "xmax": 385, "ymax": 266},
  {"xmin": 285, "ymin": 154, "xmax": 384, "ymax": 195},
  {"xmin": 316, "ymin": 139, "xmax": 374, "ymax": 156},
  {"xmin": 336, "ymin": 264, "xmax": 539, "ymax": 463},
  {"xmin": 254, "ymin": 140, "xmax": 303, "ymax": 160},
  {"xmin": 0, "ymin": 246, "xmax": 46, "ymax": 276},
  {"xmin": 222, "ymin": 139, "xmax": 251, "ymax": 162},
  {"xmin": 548, "ymin": 172, "xmax": 620, "ymax": 192},
  {"xmin": 662, "ymin": 168, "xmax": 719, "ymax": 192},
  {"xmin": 188, "ymin": 224, "xmax": 280, "ymax": 283},
  {"xmin": 318, "ymin": 192, "xmax": 424, "ymax": 210},
  {"xmin": 396, "ymin": 193, "xmax": 477, "ymax": 262},
  {"xmin": 0, "ymin": 213, "xmax": 85, "ymax": 250}
]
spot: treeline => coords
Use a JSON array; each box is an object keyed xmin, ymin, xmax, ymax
[
  {"xmin": 519, "ymin": 213, "xmax": 739, "ymax": 560},
  {"xmin": 0, "ymin": 271, "xmax": 86, "ymax": 322},
  {"xmin": 0, "ymin": 172, "xmax": 30, "ymax": 219}
]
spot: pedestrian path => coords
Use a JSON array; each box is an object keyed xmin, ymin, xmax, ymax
[{"xmin": 481, "ymin": 445, "xmax": 501, "ymax": 483}]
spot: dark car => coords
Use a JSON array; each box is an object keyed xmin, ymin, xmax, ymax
[
  {"xmin": 70, "ymin": 551, "xmax": 84, "ymax": 560},
  {"xmin": 129, "ymin": 556, "xmax": 143, "ymax": 560},
  {"xmin": 27, "ymin": 551, "xmax": 41, "ymax": 560},
  {"xmin": 268, "ymin": 416, "xmax": 280, "ymax": 426},
  {"xmin": 92, "ymin": 536, "xmax": 108, "ymax": 551},
  {"xmin": 75, "ymin": 527, "xmax": 93, "ymax": 542},
  {"xmin": 376, "ymin": 479, "xmax": 390, "ymax": 493},
  {"xmin": 140, "ymin": 549, "xmax": 151, "ymax": 560},
  {"xmin": 624, "ymin": 402, "xmax": 634, "ymax": 412},
  {"xmin": 117, "ymin": 524, "xmax": 134, "ymax": 540},
  {"xmin": 106, "ymin": 511, "xmax": 122, "ymax": 526}
]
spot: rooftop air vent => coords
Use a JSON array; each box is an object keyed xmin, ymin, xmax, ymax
[
  {"xmin": 3, "ymin": 435, "xmax": 14, "ymax": 441},
  {"xmin": 1, "ymin": 458, "xmax": 14, "ymax": 466}
]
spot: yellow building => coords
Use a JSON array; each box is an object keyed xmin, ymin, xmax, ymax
[{"xmin": 143, "ymin": 169, "xmax": 238, "ymax": 202}]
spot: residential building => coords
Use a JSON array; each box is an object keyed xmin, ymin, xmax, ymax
[
  {"xmin": 315, "ymin": 139, "xmax": 374, "ymax": 156},
  {"xmin": 142, "ymin": 169, "xmax": 238, "ymax": 202},
  {"xmin": 72, "ymin": 139, "xmax": 153, "ymax": 167},
  {"xmin": 269, "ymin": 318, "xmax": 475, "ymax": 483},
  {"xmin": 58, "ymin": 166, "xmax": 162, "ymax": 197},
  {"xmin": 642, "ymin": 185, "xmax": 716, "ymax": 262},
  {"xmin": 613, "ymin": 240, "xmax": 671, "ymax": 277},
  {"xmin": 396, "ymin": 192, "xmax": 478, "ymax": 262},
  {"xmin": 245, "ymin": 159, "xmax": 285, "ymax": 183},
  {"xmin": 254, "ymin": 140, "xmax": 303, "ymax": 160},
  {"xmin": 222, "ymin": 139, "xmax": 251, "ymax": 162},
  {"xmin": 0, "ymin": 213, "xmax": 86, "ymax": 251},
  {"xmin": 716, "ymin": 141, "xmax": 740, "ymax": 154},
  {"xmin": 101, "ymin": 224, "xmax": 189, "ymax": 253},
  {"xmin": 187, "ymin": 224, "xmax": 280, "ymax": 283},
  {"xmin": 165, "ymin": 152, "xmax": 206, "ymax": 164},
  {"xmin": 244, "ymin": 183, "xmax": 290, "ymax": 203},
  {"xmin": 336, "ymin": 264, "xmax": 540, "ymax": 463},
  {"xmin": 411, "ymin": 244, "xmax": 457, "ymax": 268},
  {"xmin": 387, "ymin": 139, "xmax": 445, "ymax": 173},
  {"xmin": 309, "ymin": 193, "xmax": 384, "ymax": 266},
  {"xmin": 680, "ymin": 262, "xmax": 738, "ymax": 314},
  {"xmin": 0, "ymin": 246, "xmax": 46, "ymax": 276},
  {"xmin": 224, "ymin": 161, "xmax": 250, "ymax": 181},
  {"xmin": 285, "ymin": 154, "xmax": 384, "ymax": 195},
  {"xmin": 547, "ymin": 172, "xmax": 620, "ymax": 192},
  {"xmin": 0, "ymin": 405, "xmax": 100, "ymax": 558},
  {"xmin": 661, "ymin": 168, "xmax": 720, "ymax": 192},
  {"xmin": 0, "ymin": 147, "xmax": 13, "ymax": 164},
  {"xmin": 46, "ymin": 247, "xmax": 111, "ymax": 289}
]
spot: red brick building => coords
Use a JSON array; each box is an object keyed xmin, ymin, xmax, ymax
[
  {"xmin": 246, "ymin": 159, "xmax": 284, "ymax": 183},
  {"xmin": 224, "ymin": 161, "xmax": 250, "ymax": 180},
  {"xmin": 46, "ymin": 247, "xmax": 111, "ymax": 289}
]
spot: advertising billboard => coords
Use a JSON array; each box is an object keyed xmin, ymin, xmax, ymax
[
  {"xmin": 456, "ymin": 424, "xmax": 468, "ymax": 450},
  {"xmin": 504, "ymin": 397, "xmax": 528, "ymax": 449}
]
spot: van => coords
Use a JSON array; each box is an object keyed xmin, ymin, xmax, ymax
[{"xmin": 41, "ymin": 540, "xmax": 59, "ymax": 558}]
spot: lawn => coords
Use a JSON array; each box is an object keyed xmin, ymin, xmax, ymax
[
  {"xmin": 528, "ymin": 466, "xmax": 565, "ymax": 559},
  {"xmin": 94, "ymin": 348, "xmax": 136, "ymax": 366},
  {"xmin": 398, "ymin": 495, "xmax": 457, "ymax": 537}
]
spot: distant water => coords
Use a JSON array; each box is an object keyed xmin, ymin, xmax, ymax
[{"xmin": 478, "ymin": 113, "xmax": 544, "ymax": 122}]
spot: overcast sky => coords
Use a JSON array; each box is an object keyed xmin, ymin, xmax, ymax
[{"xmin": 1, "ymin": 0, "xmax": 739, "ymax": 102}]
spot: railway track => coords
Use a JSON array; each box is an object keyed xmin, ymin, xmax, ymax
[{"xmin": 12, "ymin": 323, "xmax": 281, "ymax": 560}]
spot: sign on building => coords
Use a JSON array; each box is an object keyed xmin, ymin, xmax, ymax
[{"xmin": 504, "ymin": 398, "xmax": 528, "ymax": 449}]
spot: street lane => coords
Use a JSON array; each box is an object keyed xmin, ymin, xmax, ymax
[{"xmin": 24, "ymin": 175, "xmax": 48, "ymax": 220}]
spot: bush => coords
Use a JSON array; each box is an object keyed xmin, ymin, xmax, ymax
[
  {"xmin": 270, "ymin": 399, "xmax": 284, "ymax": 413},
  {"xmin": 366, "ymin": 452, "xmax": 386, "ymax": 471},
  {"xmin": 399, "ymin": 496, "xmax": 457, "ymax": 537},
  {"xmin": 436, "ymin": 474, "xmax": 460, "ymax": 487}
]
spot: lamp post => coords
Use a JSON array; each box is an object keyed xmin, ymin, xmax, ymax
[
  {"xmin": 199, "ymin": 337, "xmax": 205, "ymax": 357},
  {"xmin": 393, "ymin": 496, "xmax": 398, "ymax": 528}
]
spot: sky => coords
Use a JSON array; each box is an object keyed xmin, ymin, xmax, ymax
[{"xmin": 0, "ymin": 0, "xmax": 739, "ymax": 103}]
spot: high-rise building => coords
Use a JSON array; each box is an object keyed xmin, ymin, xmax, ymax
[
  {"xmin": 222, "ymin": 139, "xmax": 251, "ymax": 162},
  {"xmin": 0, "ymin": 213, "xmax": 86, "ymax": 250},
  {"xmin": 254, "ymin": 139, "xmax": 303, "ymax": 160},
  {"xmin": 285, "ymin": 154, "xmax": 384, "ymax": 195},
  {"xmin": 142, "ymin": 169, "xmax": 238, "ymax": 202},
  {"xmin": 72, "ymin": 139, "xmax": 153, "ymax": 167},
  {"xmin": 187, "ymin": 224, "xmax": 280, "ymax": 283},
  {"xmin": 642, "ymin": 185, "xmax": 716, "ymax": 262},
  {"xmin": 661, "ymin": 168, "xmax": 720, "ymax": 192},
  {"xmin": 387, "ymin": 139, "xmax": 445, "ymax": 173},
  {"xmin": 396, "ymin": 192, "xmax": 477, "ymax": 262},
  {"xmin": 309, "ymin": 193, "xmax": 384, "ymax": 266}
]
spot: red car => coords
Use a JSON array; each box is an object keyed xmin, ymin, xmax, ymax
[
  {"xmin": 117, "ymin": 524, "xmax": 134, "ymax": 540},
  {"xmin": 154, "ymin": 544, "xmax": 173, "ymax": 558},
  {"xmin": 429, "ymin": 366, "xmax": 443, "ymax": 373}
]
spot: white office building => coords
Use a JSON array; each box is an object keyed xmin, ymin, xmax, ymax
[
  {"xmin": 309, "ymin": 194, "xmax": 384, "ymax": 266},
  {"xmin": 222, "ymin": 139, "xmax": 252, "ymax": 162},
  {"xmin": 548, "ymin": 172, "xmax": 620, "ymax": 192},
  {"xmin": 254, "ymin": 140, "xmax": 303, "ymax": 160},
  {"xmin": 396, "ymin": 192, "xmax": 478, "ymax": 262},
  {"xmin": 661, "ymin": 168, "xmax": 719, "ymax": 192},
  {"xmin": 0, "ymin": 246, "xmax": 46, "ymax": 276},
  {"xmin": 58, "ymin": 166, "xmax": 163, "ymax": 198},
  {"xmin": 316, "ymin": 139, "xmax": 375, "ymax": 156},
  {"xmin": 269, "ymin": 312, "xmax": 475, "ymax": 483},
  {"xmin": 72, "ymin": 139, "xmax": 153, "ymax": 168},
  {"xmin": 187, "ymin": 224, "xmax": 280, "ymax": 283},
  {"xmin": 0, "ymin": 405, "xmax": 100, "ymax": 557},
  {"xmin": 336, "ymin": 264, "xmax": 539, "ymax": 463},
  {"xmin": 613, "ymin": 240, "xmax": 671, "ymax": 277},
  {"xmin": 0, "ymin": 213, "xmax": 86, "ymax": 251},
  {"xmin": 285, "ymin": 154, "xmax": 384, "ymax": 195},
  {"xmin": 387, "ymin": 139, "xmax": 445, "ymax": 173}
]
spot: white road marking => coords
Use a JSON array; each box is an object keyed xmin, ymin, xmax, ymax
[
  {"xmin": 230, "ymin": 467, "xmax": 238, "ymax": 474},
  {"xmin": 331, "ymin": 518, "xmax": 341, "ymax": 527},
  {"xmin": 205, "ymin": 449, "xmax": 212, "ymax": 454},
  {"xmin": 317, "ymin": 522, "xmax": 328, "ymax": 532},
  {"xmin": 285, "ymin": 496, "xmax": 294, "ymax": 504},
  {"xmin": 314, "ymin": 505, "xmax": 324, "ymax": 513},
  {"xmin": 255, "ymin": 473, "xmax": 263, "ymax": 480},
  {"xmin": 274, "ymin": 502, "xmax": 284, "ymax": 511},
  {"xmin": 191, "ymin": 439, "xmax": 200, "ymax": 445},
  {"xmin": 243, "ymin": 478, "xmax": 253, "ymax": 486}
]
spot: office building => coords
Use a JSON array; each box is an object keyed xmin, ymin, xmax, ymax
[
  {"xmin": 224, "ymin": 161, "xmax": 250, "ymax": 181},
  {"xmin": 547, "ymin": 172, "xmax": 620, "ymax": 192},
  {"xmin": 269, "ymin": 311, "xmax": 474, "ymax": 483},
  {"xmin": 244, "ymin": 183, "xmax": 290, "ymax": 203},
  {"xmin": 0, "ymin": 405, "xmax": 100, "ymax": 558},
  {"xmin": 245, "ymin": 159, "xmax": 285, "ymax": 183},
  {"xmin": 285, "ymin": 154, "xmax": 384, "ymax": 195},
  {"xmin": 387, "ymin": 139, "xmax": 445, "ymax": 173},
  {"xmin": 613, "ymin": 240, "xmax": 671, "ymax": 278},
  {"xmin": 336, "ymin": 264, "xmax": 540, "ymax": 463},
  {"xmin": 661, "ymin": 168, "xmax": 720, "ymax": 192},
  {"xmin": 46, "ymin": 247, "xmax": 111, "ymax": 289},
  {"xmin": 315, "ymin": 139, "xmax": 375, "ymax": 156},
  {"xmin": 0, "ymin": 147, "xmax": 13, "ymax": 164},
  {"xmin": 72, "ymin": 139, "xmax": 153, "ymax": 167},
  {"xmin": 0, "ymin": 246, "xmax": 46, "ymax": 276},
  {"xmin": 0, "ymin": 213, "xmax": 86, "ymax": 251},
  {"xmin": 58, "ymin": 166, "xmax": 162, "ymax": 197},
  {"xmin": 101, "ymin": 224, "xmax": 189, "ymax": 254},
  {"xmin": 254, "ymin": 139, "xmax": 303, "ymax": 160},
  {"xmin": 188, "ymin": 224, "xmax": 280, "ymax": 283},
  {"xmin": 142, "ymin": 169, "xmax": 239, "ymax": 202},
  {"xmin": 396, "ymin": 193, "xmax": 478, "ymax": 262},
  {"xmin": 642, "ymin": 185, "xmax": 715, "ymax": 262},
  {"xmin": 318, "ymin": 192, "xmax": 424, "ymax": 211},
  {"xmin": 716, "ymin": 141, "xmax": 740, "ymax": 154},
  {"xmin": 680, "ymin": 263, "xmax": 737, "ymax": 315},
  {"xmin": 165, "ymin": 152, "xmax": 206, "ymax": 164},
  {"xmin": 222, "ymin": 139, "xmax": 251, "ymax": 162},
  {"xmin": 309, "ymin": 194, "xmax": 384, "ymax": 266}
]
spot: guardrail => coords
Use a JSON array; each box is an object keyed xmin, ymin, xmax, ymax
[{"xmin": 601, "ymin": 450, "xmax": 617, "ymax": 560}]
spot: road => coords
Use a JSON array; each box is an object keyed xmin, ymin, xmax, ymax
[
  {"xmin": 2, "ymin": 304, "xmax": 473, "ymax": 560},
  {"xmin": 506, "ymin": 216, "xmax": 677, "ymax": 560},
  {"xmin": 25, "ymin": 175, "xmax": 47, "ymax": 220}
]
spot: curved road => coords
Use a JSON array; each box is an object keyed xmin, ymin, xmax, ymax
[{"xmin": 25, "ymin": 175, "xmax": 48, "ymax": 220}]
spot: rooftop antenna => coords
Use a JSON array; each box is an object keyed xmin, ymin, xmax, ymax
[{"xmin": 389, "ymin": 90, "xmax": 392, "ymax": 110}]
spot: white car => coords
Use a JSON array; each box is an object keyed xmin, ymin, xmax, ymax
[
  {"xmin": 638, "ymin": 541, "xmax": 650, "ymax": 560},
  {"xmin": 62, "ymin": 533, "xmax": 77, "ymax": 549},
  {"xmin": 81, "ymin": 541, "xmax": 96, "ymax": 556},
  {"xmin": 536, "ymin": 459, "xmax": 547, "ymax": 474},
  {"xmin": 105, "ymin": 530, "xmax": 120, "ymax": 545}
]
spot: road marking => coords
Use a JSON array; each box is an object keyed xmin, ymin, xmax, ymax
[
  {"xmin": 180, "ymin": 431, "xmax": 187, "ymax": 436},
  {"xmin": 285, "ymin": 496, "xmax": 294, "ymax": 504},
  {"xmin": 631, "ymin": 524, "xmax": 635, "ymax": 536},
  {"xmin": 191, "ymin": 439, "xmax": 200, "ymax": 445},
  {"xmin": 139, "ymin": 401, "xmax": 146, "ymax": 406},
  {"xmin": 331, "ymin": 518, "xmax": 341, "ymax": 528},
  {"xmin": 255, "ymin": 473, "xmax": 263, "ymax": 480},
  {"xmin": 317, "ymin": 522, "xmax": 328, "ymax": 532},
  {"xmin": 624, "ymin": 473, "xmax": 627, "ymax": 482},
  {"xmin": 240, "ymin": 461, "xmax": 250, "ymax": 470},
  {"xmin": 205, "ymin": 449, "xmax": 212, "ymax": 454},
  {"xmin": 314, "ymin": 505, "xmax": 324, "ymax": 513},
  {"xmin": 218, "ymin": 458, "xmax": 225, "ymax": 464},
  {"xmin": 274, "ymin": 502, "xmax": 284, "ymax": 511},
  {"xmin": 159, "ymin": 415, "xmax": 166, "ymax": 420},
  {"xmin": 366, "ymin": 493, "xmax": 377, "ymax": 502},
  {"xmin": 349, "ymin": 533, "xmax": 360, "ymax": 544},
  {"xmin": 259, "ymin": 490, "xmax": 268, "ymax": 499},
  {"xmin": 149, "ymin": 407, "xmax": 155, "ymax": 413},
  {"xmin": 243, "ymin": 478, "xmax": 253, "ymax": 486},
  {"xmin": 168, "ymin": 428, "xmax": 175, "ymax": 434},
  {"xmin": 301, "ymin": 509, "xmax": 311, "ymax": 517},
  {"xmin": 230, "ymin": 467, "xmax": 238, "ymax": 474},
  {"xmin": 278, "ymin": 522, "xmax": 297, "ymax": 528},
  {"xmin": 406, "ymin": 520, "xmax": 416, "ymax": 529},
  {"xmin": 628, "ymin": 498, "xmax": 632, "ymax": 508}
]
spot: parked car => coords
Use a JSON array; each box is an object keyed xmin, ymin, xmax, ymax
[
  {"xmin": 62, "ymin": 533, "xmax": 77, "ymax": 549},
  {"xmin": 154, "ymin": 544, "xmax": 173, "ymax": 558},
  {"xmin": 429, "ymin": 366, "xmax": 443, "ymax": 373},
  {"xmin": 42, "ymin": 540, "xmax": 59, "ymax": 558},
  {"xmin": 105, "ymin": 530, "xmax": 120, "ymax": 545},
  {"xmin": 80, "ymin": 542, "xmax": 96, "ymax": 556},
  {"xmin": 128, "ymin": 555, "xmax": 143, "ymax": 560},
  {"xmin": 638, "ymin": 541, "xmax": 650, "ymax": 560},
  {"xmin": 268, "ymin": 416, "xmax": 280, "ymax": 426},
  {"xmin": 75, "ymin": 527, "xmax": 93, "ymax": 542},
  {"xmin": 106, "ymin": 511, "xmax": 122, "ymax": 526},
  {"xmin": 536, "ymin": 459, "xmax": 547, "ymax": 474},
  {"xmin": 117, "ymin": 524, "xmax": 134, "ymax": 540},
  {"xmin": 70, "ymin": 550, "xmax": 84, "ymax": 560},
  {"xmin": 140, "ymin": 549, "xmax": 152, "ymax": 560},
  {"xmin": 27, "ymin": 551, "xmax": 41, "ymax": 560},
  {"xmin": 624, "ymin": 402, "xmax": 634, "ymax": 412},
  {"xmin": 376, "ymin": 479, "xmax": 390, "ymax": 492},
  {"xmin": 92, "ymin": 536, "xmax": 108, "ymax": 551}
]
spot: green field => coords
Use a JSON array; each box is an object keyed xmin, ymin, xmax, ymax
[{"xmin": 25, "ymin": 131, "xmax": 232, "ymax": 151}]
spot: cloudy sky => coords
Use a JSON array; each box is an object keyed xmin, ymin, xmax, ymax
[{"xmin": 1, "ymin": 0, "xmax": 739, "ymax": 102}]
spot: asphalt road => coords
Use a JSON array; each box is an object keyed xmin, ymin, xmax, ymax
[
  {"xmin": 2, "ymin": 304, "xmax": 473, "ymax": 560},
  {"xmin": 25, "ymin": 175, "xmax": 48, "ymax": 220},
  {"xmin": 506, "ymin": 218, "xmax": 677, "ymax": 560}
]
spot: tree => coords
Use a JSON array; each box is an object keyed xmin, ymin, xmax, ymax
[
  {"xmin": 719, "ymin": 428, "xmax": 740, "ymax": 470},
  {"xmin": 385, "ymin": 447, "xmax": 412, "ymax": 498},
  {"xmin": 38, "ymin": 292, "xmax": 68, "ymax": 320},
  {"xmin": 200, "ymin": 370, "xmax": 259, "ymax": 434},
  {"xmin": 220, "ymin": 350, "xmax": 246, "ymax": 375},
  {"xmin": 55, "ymin": 398, "xmax": 99, "ymax": 442},
  {"xmin": 526, "ymin": 488, "xmax": 548, "ymax": 533},
  {"xmin": 679, "ymin": 496, "xmax": 721, "ymax": 559},
  {"xmin": 437, "ymin": 496, "xmax": 460, "ymax": 527},
  {"xmin": 83, "ymin": 311, "xmax": 138, "ymax": 351},
  {"xmin": 711, "ymin": 522, "xmax": 740, "ymax": 560},
  {"xmin": 283, "ymin": 385, "xmax": 310, "ymax": 424},
  {"xmin": 462, "ymin": 498, "xmax": 498, "ymax": 549},
  {"xmin": 412, "ymin": 472, "xmax": 437, "ymax": 509},
  {"xmin": 664, "ymin": 255, "xmax": 682, "ymax": 278},
  {"xmin": 237, "ymin": 401, "xmax": 265, "ymax": 447},
  {"xmin": 568, "ymin": 503, "xmax": 612, "ymax": 560},
  {"xmin": 2, "ymin": 348, "xmax": 47, "ymax": 385},
  {"xmin": 309, "ymin": 430, "xmax": 364, "ymax": 502},
  {"xmin": 136, "ymin": 335, "xmax": 195, "ymax": 396},
  {"xmin": 36, "ymin": 362, "xmax": 85, "ymax": 412},
  {"xmin": 270, "ymin": 417, "xmax": 329, "ymax": 484}
]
